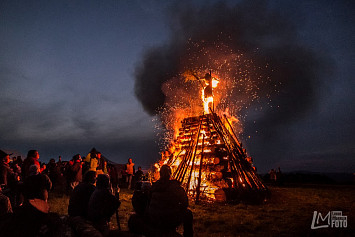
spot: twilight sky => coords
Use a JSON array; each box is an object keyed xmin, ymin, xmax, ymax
[{"xmin": 0, "ymin": 0, "xmax": 354, "ymax": 173}]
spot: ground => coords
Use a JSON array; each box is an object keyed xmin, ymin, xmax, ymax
[{"xmin": 49, "ymin": 184, "xmax": 354, "ymax": 236}]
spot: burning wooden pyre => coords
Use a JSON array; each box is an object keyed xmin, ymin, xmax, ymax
[{"xmin": 153, "ymin": 71, "xmax": 268, "ymax": 203}]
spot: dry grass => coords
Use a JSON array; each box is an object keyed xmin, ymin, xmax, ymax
[{"xmin": 48, "ymin": 185, "xmax": 354, "ymax": 236}]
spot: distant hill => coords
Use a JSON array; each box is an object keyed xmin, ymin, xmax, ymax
[{"xmin": 262, "ymin": 171, "xmax": 354, "ymax": 185}]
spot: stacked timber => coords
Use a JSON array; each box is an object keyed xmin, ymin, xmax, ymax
[{"xmin": 159, "ymin": 112, "xmax": 268, "ymax": 203}]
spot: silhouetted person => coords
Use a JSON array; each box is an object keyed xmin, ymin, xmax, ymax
[
  {"xmin": 149, "ymin": 165, "xmax": 193, "ymax": 237},
  {"xmin": 0, "ymin": 150, "xmax": 18, "ymax": 189},
  {"xmin": 108, "ymin": 165, "xmax": 119, "ymax": 193},
  {"xmin": 269, "ymin": 169, "xmax": 277, "ymax": 183},
  {"xmin": 129, "ymin": 165, "xmax": 193, "ymax": 237},
  {"xmin": 47, "ymin": 158, "xmax": 60, "ymax": 190},
  {"xmin": 0, "ymin": 185, "xmax": 12, "ymax": 220},
  {"xmin": 135, "ymin": 166, "xmax": 144, "ymax": 182},
  {"xmin": 131, "ymin": 181, "xmax": 151, "ymax": 216},
  {"xmin": 68, "ymin": 171, "xmax": 97, "ymax": 219},
  {"xmin": 0, "ymin": 150, "xmax": 19, "ymax": 208},
  {"xmin": 0, "ymin": 170, "xmax": 60, "ymax": 237},
  {"xmin": 68, "ymin": 171, "xmax": 104, "ymax": 237},
  {"xmin": 88, "ymin": 174, "xmax": 120, "ymax": 236}
]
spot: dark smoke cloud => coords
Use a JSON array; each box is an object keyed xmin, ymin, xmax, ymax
[
  {"xmin": 134, "ymin": 0, "xmax": 334, "ymax": 170},
  {"xmin": 134, "ymin": 0, "xmax": 328, "ymax": 122}
]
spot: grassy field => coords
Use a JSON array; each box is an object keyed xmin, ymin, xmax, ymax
[{"xmin": 48, "ymin": 184, "xmax": 354, "ymax": 236}]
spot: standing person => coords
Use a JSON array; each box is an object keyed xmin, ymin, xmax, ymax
[
  {"xmin": 89, "ymin": 152, "xmax": 99, "ymax": 172},
  {"xmin": 108, "ymin": 165, "xmax": 119, "ymax": 194},
  {"xmin": 269, "ymin": 169, "xmax": 277, "ymax": 183},
  {"xmin": 68, "ymin": 154, "xmax": 83, "ymax": 192},
  {"xmin": 135, "ymin": 166, "xmax": 144, "ymax": 182},
  {"xmin": 125, "ymin": 158, "xmax": 135, "ymax": 189},
  {"xmin": 10, "ymin": 159, "xmax": 22, "ymax": 179},
  {"xmin": 47, "ymin": 159, "xmax": 59, "ymax": 191},
  {"xmin": 102, "ymin": 161, "xmax": 108, "ymax": 175},
  {"xmin": 0, "ymin": 150, "xmax": 17, "ymax": 188},
  {"xmin": 22, "ymin": 150, "xmax": 40, "ymax": 178},
  {"xmin": 0, "ymin": 150, "xmax": 19, "ymax": 208},
  {"xmin": 95, "ymin": 152, "xmax": 104, "ymax": 174},
  {"xmin": 56, "ymin": 156, "xmax": 63, "ymax": 172}
]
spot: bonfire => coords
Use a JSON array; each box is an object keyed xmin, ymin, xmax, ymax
[{"xmin": 153, "ymin": 69, "xmax": 268, "ymax": 203}]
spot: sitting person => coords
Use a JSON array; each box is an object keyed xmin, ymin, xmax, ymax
[
  {"xmin": 131, "ymin": 181, "xmax": 151, "ymax": 216},
  {"xmin": 129, "ymin": 165, "xmax": 193, "ymax": 237},
  {"xmin": 88, "ymin": 174, "xmax": 121, "ymax": 236},
  {"xmin": 0, "ymin": 170, "xmax": 61, "ymax": 237},
  {"xmin": 68, "ymin": 170, "xmax": 96, "ymax": 218},
  {"xmin": 68, "ymin": 171, "xmax": 105, "ymax": 237}
]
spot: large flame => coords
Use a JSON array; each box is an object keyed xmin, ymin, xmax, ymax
[
  {"xmin": 154, "ymin": 72, "xmax": 245, "ymax": 201},
  {"xmin": 152, "ymin": 42, "xmax": 272, "ymax": 201}
]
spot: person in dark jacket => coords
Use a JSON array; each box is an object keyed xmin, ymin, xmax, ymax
[
  {"xmin": 68, "ymin": 154, "xmax": 83, "ymax": 192},
  {"xmin": 68, "ymin": 170, "xmax": 96, "ymax": 218},
  {"xmin": 47, "ymin": 158, "xmax": 60, "ymax": 190},
  {"xmin": 88, "ymin": 174, "xmax": 120, "ymax": 236},
  {"xmin": 129, "ymin": 165, "xmax": 193, "ymax": 237},
  {"xmin": 0, "ymin": 150, "xmax": 20, "ymax": 208},
  {"xmin": 0, "ymin": 185, "xmax": 12, "ymax": 220},
  {"xmin": 135, "ymin": 166, "xmax": 144, "ymax": 182},
  {"xmin": 148, "ymin": 165, "xmax": 193, "ymax": 237}
]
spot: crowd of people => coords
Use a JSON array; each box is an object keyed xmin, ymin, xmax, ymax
[{"xmin": 0, "ymin": 149, "xmax": 193, "ymax": 237}]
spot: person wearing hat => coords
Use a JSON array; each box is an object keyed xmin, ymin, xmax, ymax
[
  {"xmin": 0, "ymin": 150, "xmax": 21, "ymax": 210},
  {"xmin": 0, "ymin": 150, "xmax": 20, "ymax": 192},
  {"xmin": 0, "ymin": 150, "xmax": 14, "ymax": 188}
]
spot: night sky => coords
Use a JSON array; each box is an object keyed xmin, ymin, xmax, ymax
[{"xmin": 1, "ymin": 0, "xmax": 354, "ymax": 173}]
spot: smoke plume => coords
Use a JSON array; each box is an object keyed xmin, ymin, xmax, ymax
[{"xmin": 134, "ymin": 0, "xmax": 329, "ymax": 145}]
